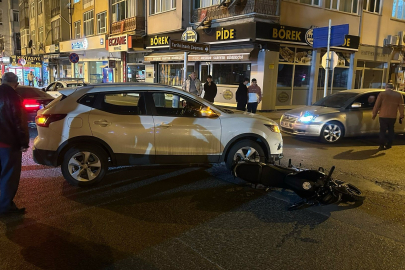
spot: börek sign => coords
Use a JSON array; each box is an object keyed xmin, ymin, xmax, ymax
[{"xmin": 108, "ymin": 34, "xmax": 131, "ymax": 52}]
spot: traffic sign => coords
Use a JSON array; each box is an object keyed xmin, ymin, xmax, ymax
[
  {"xmin": 69, "ymin": 53, "xmax": 80, "ymax": 64},
  {"xmin": 313, "ymin": 24, "xmax": 349, "ymax": 48},
  {"xmin": 170, "ymin": 40, "xmax": 210, "ymax": 54},
  {"xmin": 322, "ymin": 51, "xmax": 339, "ymax": 69},
  {"xmin": 18, "ymin": 58, "xmax": 26, "ymax": 66}
]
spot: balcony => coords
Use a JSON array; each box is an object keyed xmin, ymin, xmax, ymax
[
  {"xmin": 191, "ymin": 0, "xmax": 279, "ymax": 24},
  {"xmin": 51, "ymin": 6, "xmax": 61, "ymax": 18},
  {"xmin": 111, "ymin": 17, "xmax": 145, "ymax": 35}
]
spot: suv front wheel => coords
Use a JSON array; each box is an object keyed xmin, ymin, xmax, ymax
[
  {"xmin": 225, "ymin": 139, "xmax": 265, "ymax": 170},
  {"xmin": 61, "ymin": 145, "xmax": 109, "ymax": 186}
]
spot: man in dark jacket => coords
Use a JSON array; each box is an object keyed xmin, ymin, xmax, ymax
[
  {"xmin": 0, "ymin": 72, "xmax": 29, "ymax": 216},
  {"xmin": 236, "ymin": 78, "xmax": 249, "ymax": 111},
  {"xmin": 203, "ymin": 75, "xmax": 217, "ymax": 103}
]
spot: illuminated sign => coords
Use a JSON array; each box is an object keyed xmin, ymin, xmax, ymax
[
  {"xmin": 216, "ymin": 28, "xmax": 235, "ymax": 40},
  {"xmin": 71, "ymin": 39, "xmax": 88, "ymax": 50},
  {"xmin": 181, "ymin": 27, "xmax": 198, "ymax": 42},
  {"xmin": 108, "ymin": 34, "xmax": 130, "ymax": 52},
  {"xmin": 150, "ymin": 36, "xmax": 170, "ymax": 46}
]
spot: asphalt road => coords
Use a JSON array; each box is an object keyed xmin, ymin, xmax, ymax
[{"xmin": 0, "ymin": 129, "xmax": 404, "ymax": 270}]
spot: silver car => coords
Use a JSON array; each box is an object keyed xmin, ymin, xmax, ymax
[{"xmin": 280, "ymin": 89, "xmax": 405, "ymax": 143}]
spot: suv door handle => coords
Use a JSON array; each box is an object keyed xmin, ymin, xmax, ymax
[
  {"xmin": 94, "ymin": 120, "xmax": 111, "ymax": 127},
  {"xmin": 160, "ymin": 122, "xmax": 172, "ymax": 128}
]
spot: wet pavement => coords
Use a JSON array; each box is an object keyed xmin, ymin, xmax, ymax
[{"xmin": 0, "ymin": 128, "xmax": 404, "ymax": 270}]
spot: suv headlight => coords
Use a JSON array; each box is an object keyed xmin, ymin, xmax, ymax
[
  {"xmin": 265, "ymin": 124, "xmax": 280, "ymax": 133},
  {"xmin": 298, "ymin": 112, "xmax": 318, "ymax": 123}
]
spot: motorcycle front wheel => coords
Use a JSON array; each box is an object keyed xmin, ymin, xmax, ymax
[{"xmin": 340, "ymin": 183, "xmax": 365, "ymax": 202}]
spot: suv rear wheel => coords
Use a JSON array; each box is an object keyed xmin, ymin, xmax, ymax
[
  {"xmin": 61, "ymin": 145, "xmax": 108, "ymax": 187},
  {"xmin": 225, "ymin": 139, "xmax": 265, "ymax": 170}
]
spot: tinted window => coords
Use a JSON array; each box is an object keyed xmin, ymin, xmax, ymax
[
  {"xmin": 16, "ymin": 87, "xmax": 53, "ymax": 99},
  {"xmin": 152, "ymin": 93, "xmax": 204, "ymax": 117},
  {"xmin": 98, "ymin": 92, "xmax": 146, "ymax": 115},
  {"xmin": 67, "ymin": 83, "xmax": 86, "ymax": 87},
  {"xmin": 353, "ymin": 92, "xmax": 380, "ymax": 108},
  {"xmin": 314, "ymin": 93, "xmax": 358, "ymax": 108},
  {"xmin": 78, "ymin": 94, "xmax": 97, "ymax": 107}
]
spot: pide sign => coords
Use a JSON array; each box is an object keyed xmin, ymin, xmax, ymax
[{"xmin": 107, "ymin": 34, "xmax": 131, "ymax": 52}]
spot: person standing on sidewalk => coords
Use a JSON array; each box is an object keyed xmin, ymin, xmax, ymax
[
  {"xmin": 0, "ymin": 72, "xmax": 29, "ymax": 216},
  {"xmin": 372, "ymin": 83, "xmax": 404, "ymax": 151},
  {"xmin": 236, "ymin": 78, "xmax": 249, "ymax": 111},
  {"xmin": 27, "ymin": 71, "xmax": 34, "ymax": 86},
  {"xmin": 182, "ymin": 72, "xmax": 202, "ymax": 96},
  {"xmin": 247, "ymin": 78, "xmax": 262, "ymax": 114},
  {"xmin": 203, "ymin": 75, "xmax": 217, "ymax": 103}
]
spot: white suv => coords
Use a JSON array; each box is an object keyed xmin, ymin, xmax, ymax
[{"xmin": 33, "ymin": 83, "xmax": 283, "ymax": 186}]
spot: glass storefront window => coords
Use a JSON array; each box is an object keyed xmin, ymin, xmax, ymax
[
  {"xmin": 212, "ymin": 63, "xmax": 251, "ymax": 85},
  {"xmin": 317, "ymin": 67, "xmax": 350, "ymax": 101},
  {"xmin": 128, "ymin": 65, "xmax": 145, "ymax": 82},
  {"xmin": 88, "ymin": 61, "xmax": 109, "ymax": 83},
  {"xmin": 159, "ymin": 64, "xmax": 194, "ymax": 86},
  {"xmin": 355, "ymin": 60, "xmax": 385, "ymax": 89},
  {"xmin": 74, "ymin": 62, "xmax": 84, "ymax": 79}
]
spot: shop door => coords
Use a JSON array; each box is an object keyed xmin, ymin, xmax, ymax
[{"xmin": 200, "ymin": 64, "xmax": 210, "ymax": 81}]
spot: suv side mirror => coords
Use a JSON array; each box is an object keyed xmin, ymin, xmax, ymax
[
  {"xmin": 351, "ymin": 102, "xmax": 362, "ymax": 108},
  {"xmin": 200, "ymin": 107, "xmax": 217, "ymax": 118}
]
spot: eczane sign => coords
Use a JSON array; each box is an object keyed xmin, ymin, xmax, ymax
[{"xmin": 108, "ymin": 34, "xmax": 131, "ymax": 52}]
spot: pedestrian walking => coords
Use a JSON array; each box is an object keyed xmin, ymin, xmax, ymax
[
  {"xmin": 372, "ymin": 83, "xmax": 404, "ymax": 151},
  {"xmin": 0, "ymin": 72, "xmax": 29, "ymax": 216},
  {"xmin": 203, "ymin": 75, "xmax": 217, "ymax": 103},
  {"xmin": 182, "ymin": 72, "xmax": 202, "ymax": 96},
  {"xmin": 247, "ymin": 78, "xmax": 262, "ymax": 114},
  {"xmin": 27, "ymin": 71, "xmax": 34, "ymax": 86},
  {"xmin": 236, "ymin": 78, "xmax": 249, "ymax": 111}
]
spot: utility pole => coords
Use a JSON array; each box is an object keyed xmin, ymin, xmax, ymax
[{"xmin": 323, "ymin": 19, "xmax": 332, "ymax": 97}]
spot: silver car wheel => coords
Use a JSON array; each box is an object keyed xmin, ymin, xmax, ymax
[
  {"xmin": 234, "ymin": 147, "xmax": 261, "ymax": 162},
  {"xmin": 68, "ymin": 151, "xmax": 102, "ymax": 182},
  {"xmin": 323, "ymin": 124, "xmax": 342, "ymax": 143}
]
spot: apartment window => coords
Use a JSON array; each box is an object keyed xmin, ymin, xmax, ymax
[
  {"xmin": 39, "ymin": 26, "xmax": 43, "ymax": 44},
  {"xmin": 325, "ymin": 0, "xmax": 358, "ymax": 14},
  {"xmin": 97, "ymin": 11, "xmax": 107, "ymax": 34},
  {"xmin": 30, "ymin": 1, "xmax": 35, "ymax": 18},
  {"xmin": 112, "ymin": 0, "xmax": 135, "ymax": 22},
  {"xmin": 13, "ymin": 10, "xmax": 19, "ymax": 22},
  {"xmin": 284, "ymin": 0, "xmax": 319, "ymax": 6},
  {"xmin": 74, "ymin": 0, "xmax": 80, "ymax": 3},
  {"xmin": 83, "ymin": 0, "xmax": 94, "ymax": 9},
  {"xmin": 194, "ymin": 0, "xmax": 220, "ymax": 9},
  {"xmin": 31, "ymin": 30, "xmax": 36, "ymax": 46},
  {"xmin": 83, "ymin": 10, "xmax": 94, "ymax": 36},
  {"xmin": 38, "ymin": 0, "xmax": 43, "ymax": 15},
  {"xmin": 22, "ymin": 29, "xmax": 30, "ymax": 48},
  {"xmin": 151, "ymin": 0, "xmax": 176, "ymax": 14},
  {"xmin": 392, "ymin": 0, "xmax": 405, "ymax": 19},
  {"xmin": 51, "ymin": 19, "xmax": 60, "ymax": 43},
  {"xmin": 74, "ymin": 21, "xmax": 81, "ymax": 39},
  {"xmin": 363, "ymin": 0, "xmax": 380, "ymax": 13},
  {"xmin": 0, "ymin": 10, "xmax": 2, "ymax": 25}
]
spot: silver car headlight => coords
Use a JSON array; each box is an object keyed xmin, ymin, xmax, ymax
[{"xmin": 298, "ymin": 112, "xmax": 318, "ymax": 123}]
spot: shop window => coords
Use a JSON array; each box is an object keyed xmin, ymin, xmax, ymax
[
  {"xmin": 355, "ymin": 61, "xmax": 385, "ymax": 89},
  {"xmin": 212, "ymin": 63, "xmax": 251, "ymax": 85},
  {"xmin": 150, "ymin": 0, "xmax": 176, "ymax": 15},
  {"xmin": 83, "ymin": 10, "xmax": 94, "ymax": 36},
  {"xmin": 159, "ymin": 64, "xmax": 194, "ymax": 87},
  {"xmin": 38, "ymin": 0, "xmax": 43, "ymax": 15},
  {"xmin": 74, "ymin": 21, "xmax": 81, "ymax": 39},
  {"xmin": 97, "ymin": 11, "xmax": 107, "ymax": 34},
  {"xmin": 325, "ymin": 0, "xmax": 358, "ymax": 14},
  {"xmin": 128, "ymin": 65, "xmax": 145, "ymax": 82},
  {"xmin": 194, "ymin": 0, "xmax": 220, "ymax": 9},
  {"xmin": 363, "ymin": 0, "xmax": 380, "ymax": 13}
]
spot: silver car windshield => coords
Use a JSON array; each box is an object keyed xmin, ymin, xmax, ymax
[{"xmin": 313, "ymin": 93, "xmax": 358, "ymax": 108}]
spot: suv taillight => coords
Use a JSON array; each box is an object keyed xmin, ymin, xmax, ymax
[
  {"xmin": 35, "ymin": 114, "xmax": 67, "ymax": 127},
  {"xmin": 23, "ymin": 99, "xmax": 40, "ymax": 110}
]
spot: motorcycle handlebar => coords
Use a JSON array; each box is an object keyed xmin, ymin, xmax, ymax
[{"xmin": 326, "ymin": 166, "xmax": 335, "ymax": 181}]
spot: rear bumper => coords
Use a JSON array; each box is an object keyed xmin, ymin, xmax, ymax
[{"xmin": 33, "ymin": 147, "xmax": 58, "ymax": 167}]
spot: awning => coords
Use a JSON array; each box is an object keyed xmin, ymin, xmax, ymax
[
  {"xmin": 144, "ymin": 52, "xmax": 184, "ymax": 62},
  {"xmin": 188, "ymin": 45, "xmax": 255, "ymax": 61}
]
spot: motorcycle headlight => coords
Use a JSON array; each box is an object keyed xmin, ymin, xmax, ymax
[
  {"xmin": 265, "ymin": 124, "xmax": 280, "ymax": 133},
  {"xmin": 298, "ymin": 112, "xmax": 318, "ymax": 123}
]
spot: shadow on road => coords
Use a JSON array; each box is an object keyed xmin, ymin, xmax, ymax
[{"xmin": 333, "ymin": 149, "xmax": 386, "ymax": 160}]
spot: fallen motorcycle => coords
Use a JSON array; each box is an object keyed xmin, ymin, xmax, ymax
[{"xmin": 232, "ymin": 159, "xmax": 365, "ymax": 210}]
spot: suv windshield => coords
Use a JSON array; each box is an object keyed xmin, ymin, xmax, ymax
[{"xmin": 313, "ymin": 93, "xmax": 358, "ymax": 108}]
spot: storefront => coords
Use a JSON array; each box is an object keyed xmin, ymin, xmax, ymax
[
  {"xmin": 7, "ymin": 55, "xmax": 43, "ymax": 87},
  {"xmin": 256, "ymin": 23, "xmax": 360, "ymax": 109},
  {"xmin": 60, "ymin": 35, "xmax": 114, "ymax": 83}
]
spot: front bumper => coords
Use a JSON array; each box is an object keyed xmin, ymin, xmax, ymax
[
  {"xmin": 280, "ymin": 121, "xmax": 322, "ymax": 137},
  {"xmin": 33, "ymin": 147, "xmax": 58, "ymax": 167}
]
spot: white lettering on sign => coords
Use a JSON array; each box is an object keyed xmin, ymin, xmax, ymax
[{"xmin": 108, "ymin": 34, "xmax": 129, "ymax": 52}]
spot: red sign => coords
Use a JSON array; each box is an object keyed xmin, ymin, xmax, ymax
[
  {"xmin": 107, "ymin": 34, "xmax": 131, "ymax": 52},
  {"xmin": 200, "ymin": 10, "xmax": 208, "ymax": 22},
  {"xmin": 109, "ymin": 36, "xmax": 127, "ymax": 47}
]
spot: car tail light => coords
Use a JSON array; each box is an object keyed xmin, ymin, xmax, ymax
[
  {"xmin": 23, "ymin": 99, "xmax": 40, "ymax": 110},
  {"xmin": 35, "ymin": 114, "xmax": 67, "ymax": 127}
]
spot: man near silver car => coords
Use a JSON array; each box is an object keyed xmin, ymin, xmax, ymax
[{"xmin": 372, "ymin": 83, "xmax": 404, "ymax": 151}]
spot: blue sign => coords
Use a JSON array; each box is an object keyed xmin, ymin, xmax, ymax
[
  {"xmin": 313, "ymin": 24, "xmax": 349, "ymax": 48},
  {"xmin": 69, "ymin": 53, "xmax": 80, "ymax": 64}
]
